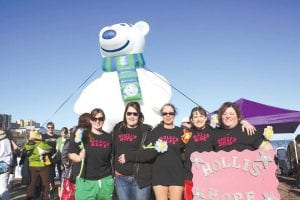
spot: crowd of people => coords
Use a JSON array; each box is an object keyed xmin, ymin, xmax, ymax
[{"xmin": 0, "ymin": 101, "xmax": 291, "ymax": 200}]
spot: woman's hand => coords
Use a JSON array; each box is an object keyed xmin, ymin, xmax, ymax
[
  {"xmin": 79, "ymin": 149, "xmax": 86, "ymax": 161},
  {"xmin": 118, "ymin": 154, "xmax": 126, "ymax": 164},
  {"xmin": 241, "ymin": 120, "xmax": 256, "ymax": 135}
]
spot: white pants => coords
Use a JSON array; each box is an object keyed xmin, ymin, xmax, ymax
[{"xmin": 0, "ymin": 171, "xmax": 9, "ymax": 200}]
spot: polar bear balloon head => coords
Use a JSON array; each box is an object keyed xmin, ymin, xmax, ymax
[
  {"xmin": 74, "ymin": 21, "xmax": 171, "ymax": 131},
  {"xmin": 99, "ymin": 21, "xmax": 149, "ymax": 57}
]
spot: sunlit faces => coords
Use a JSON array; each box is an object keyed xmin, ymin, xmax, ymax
[
  {"xmin": 47, "ymin": 126, "xmax": 54, "ymax": 133},
  {"xmin": 221, "ymin": 107, "xmax": 239, "ymax": 129},
  {"xmin": 191, "ymin": 111, "xmax": 207, "ymax": 129},
  {"xmin": 90, "ymin": 113, "xmax": 105, "ymax": 130},
  {"xmin": 126, "ymin": 106, "xmax": 139, "ymax": 128},
  {"xmin": 162, "ymin": 105, "xmax": 175, "ymax": 125},
  {"xmin": 60, "ymin": 130, "xmax": 67, "ymax": 137}
]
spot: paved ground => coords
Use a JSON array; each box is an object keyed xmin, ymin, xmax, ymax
[
  {"xmin": 8, "ymin": 176, "xmax": 300, "ymax": 200},
  {"xmin": 9, "ymin": 179, "xmax": 60, "ymax": 200},
  {"xmin": 9, "ymin": 180, "xmax": 27, "ymax": 200}
]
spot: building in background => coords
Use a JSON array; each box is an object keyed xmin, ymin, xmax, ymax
[
  {"xmin": 10, "ymin": 122, "xmax": 20, "ymax": 129},
  {"xmin": 16, "ymin": 119, "xmax": 40, "ymax": 128},
  {"xmin": 13, "ymin": 121, "xmax": 41, "ymax": 146},
  {"xmin": 9, "ymin": 128, "xmax": 29, "ymax": 146},
  {"xmin": 0, "ymin": 114, "xmax": 12, "ymax": 130},
  {"xmin": 0, "ymin": 113, "xmax": 62, "ymax": 146},
  {"xmin": 1, "ymin": 113, "xmax": 42, "ymax": 146}
]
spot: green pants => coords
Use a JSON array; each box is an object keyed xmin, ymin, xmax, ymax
[{"xmin": 75, "ymin": 175, "xmax": 114, "ymax": 200}]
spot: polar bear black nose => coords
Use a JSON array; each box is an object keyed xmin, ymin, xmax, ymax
[{"xmin": 102, "ymin": 30, "xmax": 116, "ymax": 39}]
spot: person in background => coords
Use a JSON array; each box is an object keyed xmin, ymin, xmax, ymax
[
  {"xmin": 180, "ymin": 117, "xmax": 191, "ymax": 129},
  {"xmin": 56, "ymin": 127, "xmax": 68, "ymax": 175},
  {"xmin": 24, "ymin": 129, "xmax": 52, "ymax": 200},
  {"xmin": 4, "ymin": 130, "xmax": 20, "ymax": 192},
  {"xmin": 60, "ymin": 113, "xmax": 91, "ymax": 200},
  {"xmin": 69, "ymin": 108, "xmax": 114, "ymax": 200},
  {"xmin": 56, "ymin": 127, "xmax": 68, "ymax": 197},
  {"xmin": 151, "ymin": 103, "xmax": 185, "ymax": 200},
  {"xmin": 113, "ymin": 102, "xmax": 156, "ymax": 200},
  {"xmin": 0, "ymin": 129, "xmax": 13, "ymax": 200},
  {"xmin": 68, "ymin": 113, "xmax": 91, "ymax": 143},
  {"xmin": 42, "ymin": 121, "xmax": 59, "ymax": 193},
  {"xmin": 287, "ymin": 135, "xmax": 300, "ymax": 188},
  {"xmin": 76, "ymin": 113, "xmax": 91, "ymax": 129},
  {"xmin": 67, "ymin": 113, "xmax": 91, "ymax": 183}
]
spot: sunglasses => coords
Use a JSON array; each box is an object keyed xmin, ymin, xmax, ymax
[
  {"xmin": 126, "ymin": 112, "xmax": 139, "ymax": 117},
  {"xmin": 47, "ymin": 127, "xmax": 54, "ymax": 129},
  {"xmin": 91, "ymin": 117, "xmax": 105, "ymax": 122},
  {"xmin": 162, "ymin": 112, "xmax": 175, "ymax": 116}
]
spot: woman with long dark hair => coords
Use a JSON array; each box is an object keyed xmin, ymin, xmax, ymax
[
  {"xmin": 69, "ymin": 108, "xmax": 114, "ymax": 200},
  {"xmin": 113, "ymin": 101, "xmax": 156, "ymax": 200}
]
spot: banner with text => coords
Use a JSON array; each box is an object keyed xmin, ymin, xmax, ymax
[{"xmin": 191, "ymin": 149, "xmax": 280, "ymax": 200}]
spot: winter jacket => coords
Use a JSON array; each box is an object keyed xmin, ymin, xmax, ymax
[{"xmin": 24, "ymin": 140, "xmax": 52, "ymax": 167}]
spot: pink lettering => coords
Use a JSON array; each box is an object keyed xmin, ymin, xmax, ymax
[
  {"xmin": 118, "ymin": 134, "xmax": 137, "ymax": 142},
  {"xmin": 159, "ymin": 135, "xmax": 179, "ymax": 145},
  {"xmin": 90, "ymin": 138, "xmax": 110, "ymax": 148},
  {"xmin": 193, "ymin": 133, "xmax": 210, "ymax": 142},
  {"xmin": 217, "ymin": 137, "xmax": 237, "ymax": 147}
]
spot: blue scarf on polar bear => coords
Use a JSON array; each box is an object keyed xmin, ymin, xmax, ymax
[{"xmin": 102, "ymin": 53, "xmax": 145, "ymax": 102}]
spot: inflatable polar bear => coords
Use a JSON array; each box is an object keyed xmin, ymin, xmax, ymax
[{"xmin": 74, "ymin": 21, "xmax": 172, "ymax": 131}]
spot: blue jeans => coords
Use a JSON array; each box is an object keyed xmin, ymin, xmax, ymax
[{"xmin": 115, "ymin": 175, "xmax": 151, "ymax": 200}]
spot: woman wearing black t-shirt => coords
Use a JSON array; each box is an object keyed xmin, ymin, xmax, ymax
[
  {"xmin": 183, "ymin": 106, "xmax": 214, "ymax": 200},
  {"xmin": 151, "ymin": 103, "xmax": 185, "ymax": 200},
  {"xmin": 183, "ymin": 105, "xmax": 258, "ymax": 200},
  {"xmin": 69, "ymin": 108, "xmax": 114, "ymax": 200},
  {"xmin": 113, "ymin": 102, "xmax": 156, "ymax": 200},
  {"xmin": 213, "ymin": 102, "xmax": 271, "ymax": 151}
]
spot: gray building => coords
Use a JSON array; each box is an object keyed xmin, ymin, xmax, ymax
[{"xmin": 0, "ymin": 114, "xmax": 11, "ymax": 130}]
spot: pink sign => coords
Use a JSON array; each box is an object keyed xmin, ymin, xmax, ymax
[{"xmin": 191, "ymin": 150, "xmax": 280, "ymax": 200}]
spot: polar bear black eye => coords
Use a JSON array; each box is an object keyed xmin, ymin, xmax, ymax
[{"xmin": 120, "ymin": 23, "xmax": 127, "ymax": 26}]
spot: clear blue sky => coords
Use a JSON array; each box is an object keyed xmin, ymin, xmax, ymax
[{"xmin": 1, "ymin": 0, "xmax": 299, "ymax": 139}]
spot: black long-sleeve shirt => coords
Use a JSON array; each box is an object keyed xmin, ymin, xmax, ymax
[{"xmin": 112, "ymin": 123, "xmax": 156, "ymax": 188}]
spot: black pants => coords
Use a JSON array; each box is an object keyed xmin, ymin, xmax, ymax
[{"xmin": 48, "ymin": 164, "xmax": 56, "ymax": 186}]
